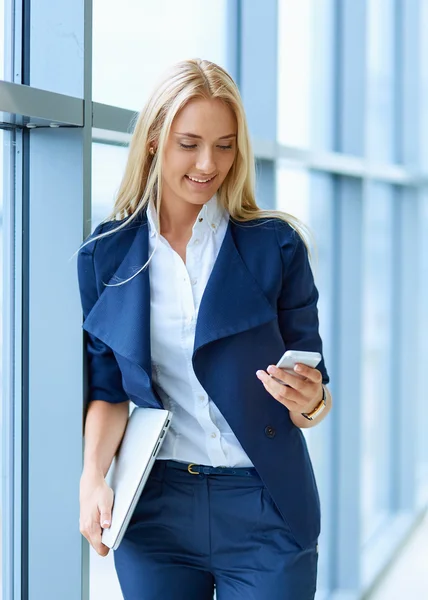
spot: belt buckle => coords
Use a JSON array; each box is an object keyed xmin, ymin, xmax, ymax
[{"xmin": 187, "ymin": 463, "xmax": 199, "ymax": 475}]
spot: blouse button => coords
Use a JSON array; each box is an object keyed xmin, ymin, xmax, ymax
[{"xmin": 211, "ymin": 432, "xmax": 217, "ymax": 438}]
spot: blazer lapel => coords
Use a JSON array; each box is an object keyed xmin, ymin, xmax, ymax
[
  {"xmin": 83, "ymin": 217, "xmax": 278, "ymax": 385},
  {"xmin": 193, "ymin": 221, "xmax": 278, "ymax": 356},
  {"xmin": 82, "ymin": 220, "xmax": 152, "ymax": 377}
]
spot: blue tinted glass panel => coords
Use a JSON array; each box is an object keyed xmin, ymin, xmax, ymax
[{"xmin": 361, "ymin": 183, "xmax": 394, "ymax": 544}]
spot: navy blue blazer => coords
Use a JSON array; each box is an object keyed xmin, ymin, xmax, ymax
[{"xmin": 77, "ymin": 209, "xmax": 329, "ymax": 551}]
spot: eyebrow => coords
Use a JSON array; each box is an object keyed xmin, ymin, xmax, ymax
[{"xmin": 174, "ymin": 132, "xmax": 237, "ymax": 140}]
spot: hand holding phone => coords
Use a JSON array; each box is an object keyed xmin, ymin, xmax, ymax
[
  {"xmin": 275, "ymin": 350, "xmax": 321, "ymax": 378},
  {"xmin": 256, "ymin": 349, "xmax": 325, "ymax": 416}
]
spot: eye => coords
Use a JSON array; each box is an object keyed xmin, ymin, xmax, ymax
[
  {"xmin": 179, "ymin": 143, "xmax": 197, "ymax": 150},
  {"xmin": 218, "ymin": 145, "xmax": 233, "ymax": 150}
]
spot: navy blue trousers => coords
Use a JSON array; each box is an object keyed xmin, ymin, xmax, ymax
[{"xmin": 114, "ymin": 460, "xmax": 318, "ymax": 599}]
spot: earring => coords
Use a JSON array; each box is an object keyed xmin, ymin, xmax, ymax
[{"xmin": 149, "ymin": 147, "xmax": 155, "ymax": 155}]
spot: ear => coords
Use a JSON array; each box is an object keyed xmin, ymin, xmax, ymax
[{"xmin": 148, "ymin": 145, "xmax": 158, "ymax": 156}]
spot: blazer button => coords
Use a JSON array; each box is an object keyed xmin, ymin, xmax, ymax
[{"xmin": 264, "ymin": 425, "xmax": 276, "ymax": 439}]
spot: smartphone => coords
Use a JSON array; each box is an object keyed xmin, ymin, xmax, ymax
[{"xmin": 276, "ymin": 350, "xmax": 321, "ymax": 376}]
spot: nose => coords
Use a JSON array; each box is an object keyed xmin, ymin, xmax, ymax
[{"xmin": 195, "ymin": 146, "xmax": 216, "ymax": 174}]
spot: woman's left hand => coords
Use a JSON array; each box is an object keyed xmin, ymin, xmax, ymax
[{"xmin": 256, "ymin": 363, "xmax": 323, "ymax": 415}]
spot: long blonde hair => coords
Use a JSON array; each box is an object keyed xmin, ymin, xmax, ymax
[{"xmin": 81, "ymin": 58, "xmax": 311, "ymax": 283}]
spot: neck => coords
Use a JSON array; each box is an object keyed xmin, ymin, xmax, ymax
[{"xmin": 157, "ymin": 193, "xmax": 207, "ymax": 239}]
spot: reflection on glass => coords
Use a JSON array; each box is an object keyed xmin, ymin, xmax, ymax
[
  {"xmin": 93, "ymin": 0, "xmax": 228, "ymax": 110},
  {"xmin": 361, "ymin": 183, "xmax": 393, "ymax": 544},
  {"xmin": 366, "ymin": 0, "xmax": 395, "ymax": 162}
]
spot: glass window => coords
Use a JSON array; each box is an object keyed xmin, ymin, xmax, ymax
[
  {"xmin": 90, "ymin": 142, "xmax": 130, "ymax": 600},
  {"xmin": 361, "ymin": 183, "xmax": 394, "ymax": 544},
  {"xmin": 0, "ymin": 0, "xmax": 12, "ymax": 81},
  {"xmin": 91, "ymin": 142, "xmax": 129, "ymax": 227},
  {"xmin": 366, "ymin": 0, "xmax": 396, "ymax": 162},
  {"xmin": 277, "ymin": 0, "xmax": 335, "ymax": 150},
  {"xmin": 276, "ymin": 161, "xmax": 310, "ymax": 222},
  {"xmin": 92, "ymin": 0, "xmax": 228, "ymax": 110},
  {"xmin": 1, "ymin": 0, "xmax": 4, "ymax": 80},
  {"xmin": 275, "ymin": 165, "xmax": 334, "ymax": 345},
  {"xmin": 277, "ymin": 0, "xmax": 312, "ymax": 148},
  {"xmin": 28, "ymin": 3, "xmax": 84, "ymax": 97}
]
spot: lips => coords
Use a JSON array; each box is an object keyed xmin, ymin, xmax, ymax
[
  {"xmin": 186, "ymin": 174, "xmax": 216, "ymax": 183},
  {"xmin": 185, "ymin": 174, "xmax": 217, "ymax": 189}
]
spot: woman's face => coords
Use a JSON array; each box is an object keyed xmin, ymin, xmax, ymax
[{"xmin": 161, "ymin": 98, "xmax": 237, "ymax": 208}]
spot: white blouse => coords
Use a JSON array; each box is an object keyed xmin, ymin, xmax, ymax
[{"xmin": 147, "ymin": 195, "xmax": 253, "ymax": 468}]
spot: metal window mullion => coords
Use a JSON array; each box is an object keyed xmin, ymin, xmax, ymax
[
  {"xmin": 0, "ymin": 81, "xmax": 84, "ymax": 126},
  {"xmin": 415, "ymin": 189, "xmax": 428, "ymax": 504},
  {"xmin": 2, "ymin": 128, "xmax": 24, "ymax": 600},
  {"xmin": 3, "ymin": 0, "xmax": 25, "ymax": 597},
  {"xmin": 239, "ymin": 0, "xmax": 278, "ymax": 140},
  {"xmin": 24, "ymin": 1, "xmax": 91, "ymax": 599},
  {"xmin": 239, "ymin": 0, "xmax": 278, "ymax": 207},
  {"xmin": 336, "ymin": 0, "xmax": 368, "ymax": 156},
  {"xmin": 81, "ymin": 1, "xmax": 94, "ymax": 598},
  {"xmin": 400, "ymin": 0, "xmax": 421, "ymax": 168},
  {"xmin": 330, "ymin": 177, "xmax": 363, "ymax": 595},
  {"xmin": 390, "ymin": 187, "xmax": 402, "ymax": 510},
  {"xmin": 225, "ymin": 0, "xmax": 241, "ymax": 88},
  {"xmin": 306, "ymin": 173, "xmax": 336, "ymax": 597},
  {"xmin": 329, "ymin": 0, "xmax": 368, "ymax": 593},
  {"xmin": 396, "ymin": 189, "xmax": 418, "ymax": 511}
]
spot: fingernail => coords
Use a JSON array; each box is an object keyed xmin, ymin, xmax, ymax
[
  {"xmin": 294, "ymin": 364, "xmax": 302, "ymax": 372},
  {"xmin": 102, "ymin": 520, "xmax": 110, "ymax": 527},
  {"xmin": 256, "ymin": 370, "xmax": 262, "ymax": 378},
  {"xmin": 267, "ymin": 365, "xmax": 276, "ymax": 374}
]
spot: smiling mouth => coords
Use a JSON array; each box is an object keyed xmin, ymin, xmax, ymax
[{"xmin": 185, "ymin": 174, "xmax": 217, "ymax": 184}]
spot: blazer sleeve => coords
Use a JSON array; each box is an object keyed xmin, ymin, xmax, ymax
[
  {"xmin": 77, "ymin": 227, "xmax": 129, "ymax": 404},
  {"xmin": 275, "ymin": 221, "xmax": 330, "ymax": 384}
]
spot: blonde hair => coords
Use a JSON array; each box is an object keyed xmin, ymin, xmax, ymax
[{"xmin": 81, "ymin": 58, "xmax": 311, "ymax": 284}]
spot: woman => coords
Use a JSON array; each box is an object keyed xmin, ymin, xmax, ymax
[{"xmin": 78, "ymin": 58, "xmax": 332, "ymax": 600}]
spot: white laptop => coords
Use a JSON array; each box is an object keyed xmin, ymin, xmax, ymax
[{"xmin": 102, "ymin": 407, "xmax": 172, "ymax": 550}]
